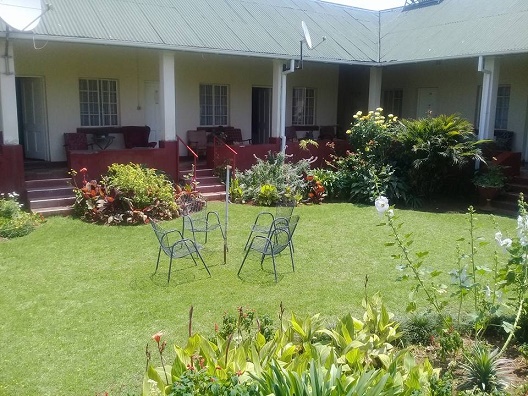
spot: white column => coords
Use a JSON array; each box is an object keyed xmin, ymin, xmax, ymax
[
  {"xmin": 478, "ymin": 56, "xmax": 500, "ymax": 141},
  {"xmin": 368, "ymin": 66, "xmax": 383, "ymax": 111},
  {"xmin": 271, "ymin": 60, "xmax": 283, "ymax": 139},
  {"xmin": 0, "ymin": 39, "xmax": 18, "ymax": 144},
  {"xmin": 159, "ymin": 51, "xmax": 176, "ymax": 141}
]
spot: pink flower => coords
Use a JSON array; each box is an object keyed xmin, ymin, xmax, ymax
[
  {"xmin": 151, "ymin": 331, "xmax": 163, "ymax": 344},
  {"xmin": 80, "ymin": 168, "xmax": 87, "ymax": 173}
]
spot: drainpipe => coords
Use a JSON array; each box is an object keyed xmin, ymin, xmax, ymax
[{"xmin": 280, "ymin": 59, "xmax": 296, "ymax": 153}]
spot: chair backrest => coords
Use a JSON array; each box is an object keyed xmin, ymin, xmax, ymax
[
  {"xmin": 287, "ymin": 215, "xmax": 300, "ymax": 240},
  {"xmin": 319, "ymin": 125, "xmax": 336, "ymax": 140},
  {"xmin": 123, "ymin": 126, "xmax": 152, "ymax": 148},
  {"xmin": 151, "ymin": 220, "xmax": 185, "ymax": 256},
  {"xmin": 64, "ymin": 132, "xmax": 89, "ymax": 151},
  {"xmin": 224, "ymin": 128, "xmax": 243, "ymax": 145},
  {"xmin": 285, "ymin": 126, "xmax": 297, "ymax": 142},
  {"xmin": 177, "ymin": 193, "xmax": 207, "ymax": 217},
  {"xmin": 187, "ymin": 130, "xmax": 207, "ymax": 149},
  {"xmin": 275, "ymin": 201, "xmax": 295, "ymax": 220}
]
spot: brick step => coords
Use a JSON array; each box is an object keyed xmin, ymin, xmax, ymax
[{"xmin": 201, "ymin": 191, "xmax": 227, "ymax": 201}]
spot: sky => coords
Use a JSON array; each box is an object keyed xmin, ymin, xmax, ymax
[{"xmin": 323, "ymin": 0, "xmax": 406, "ymax": 10}]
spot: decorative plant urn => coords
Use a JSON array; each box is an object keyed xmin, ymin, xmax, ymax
[{"xmin": 477, "ymin": 186, "xmax": 501, "ymax": 210}]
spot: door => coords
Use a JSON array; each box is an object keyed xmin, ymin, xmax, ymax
[
  {"xmin": 17, "ymin": 77, "xmax": 48, "ymax": 160},
  {"xmin": 416, "ymin": 87, "xmax": 438, "ymax": 118},
  {"xmin": 144, "ymin": 81, "xmax": 161, "ymax": 144},
  {"xmin": 252, "ymin": 87, "xmax": 272, "ymax": 144}
]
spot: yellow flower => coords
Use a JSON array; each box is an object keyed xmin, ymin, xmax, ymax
[
  {"xmin": 376, "ymin": 107, "xmax": 383, "ymax": 112},
  {"xmin": 388, "ymin": 114, "xmax": 394, "ymax": 118},
  {"xmin": 346, "ymin": 129, "xmax": 351, "ymax": 134}
]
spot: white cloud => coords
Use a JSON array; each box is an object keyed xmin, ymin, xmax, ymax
[{"xmin": 322, "ymin": 0, "xmax": 405, "ymax": 10}]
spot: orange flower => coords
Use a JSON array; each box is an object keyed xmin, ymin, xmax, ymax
[
  {"xmin": 306, "ymin": 175, "xmax": 314, "ymax": 181},
  {"xmin": 308, "ymin": 192, "xmax": 314, "ymax": 198},
  {"xmin": 106, "ymin": 196, "xmax": 114, "ymax": 203},
  {"xmin": 151, "ymin": 331, "xmax": 163, "ymax": 344}
]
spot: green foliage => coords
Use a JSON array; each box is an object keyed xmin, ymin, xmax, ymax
[
  {"xmin": 473, "ymin": 165, "xmax": 506, "ymax": 188},
  {"xmin": 71, "ymin": 164, "xmax": 178, "ymax": 225},
  {"xmin": 144, "ymin": 296, "xmax": 435, "ymax": 396},
  {"xmin": 311, "ymin": 168, "xmax": 340, "ymax": 200},
  {"xmin": 396, "ymin": 114, "xmax": 483, "ymax": 197},
  {"xmin": 303, "ymin": 175, "xmax": 326, "ymax": 204},
  {"xmin": 459, "ymin": 344, "xmax": 513, "ymax": 392},
  {"xmin": 400, "ymin": 313, "xmax": 440, "ymax": 346},
  {"xmin": 236, "ymin": 151, "xmax": 310, "ymax": 205},
  {"xmin": 215, "ymin": 307, "xmax": 275, "ymax": 343},
  {"xmin": 0, "ymin": 192, "xmax": 43, "ymax": 238},
  {"xmin": 255, "ymin": 183, "xmax": 279, "ymax": 206},
  {"xmin": 167, "ymin": 369, "xmax": 259, "ymax": 396}
]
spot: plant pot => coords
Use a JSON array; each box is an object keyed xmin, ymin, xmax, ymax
[{"xmin": 477, "ymin": 185, "xmax": 501, "ymax": 210}]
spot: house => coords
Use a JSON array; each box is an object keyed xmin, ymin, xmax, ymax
[{"xmin": 0, "ymin": 0, "xmax": 527, "ymax": 196}]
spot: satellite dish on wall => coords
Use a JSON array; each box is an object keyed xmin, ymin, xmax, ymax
[
  {"xmin": 301, "ymin": 21, "xmax": 313, "ymax": 50},
  {"xmin": 0, "ymin": 0, "xmax": 44, "ymax": 31}
]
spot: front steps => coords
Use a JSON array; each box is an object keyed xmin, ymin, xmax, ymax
[
  {"xmin": 485, "ymin": 169, "xmax": 528, "ymax": 216},
  {"xmin": 25, "ymin": 176, "xmax": 75, "ymax": 217},
  {"xmin": 179, "ymin": 160, "xmax": 226, "ymax": 201}
]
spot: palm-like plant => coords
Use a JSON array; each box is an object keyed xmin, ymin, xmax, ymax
[
  {"xmin": 459, "ymin": 344, "xmax": 514, "ymax": 392},
  {"xmin": 396, "ymin": 114, "xmax": 485, "ymax": 197}
]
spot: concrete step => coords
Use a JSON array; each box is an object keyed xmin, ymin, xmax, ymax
[
  {"xmin": 35, "ymin": 206, "xmax": 74, "ymax": 217},
  {"xmin": 29, "ymin": 196, "xmax": 76, "ymax": 210},
  {"xmin": 26, "ymin": 185, "xmax": 75, "ymax": 200},
  {"xmin": 202, "ymin": 191, "xmax": 227, "ymax": 201},
  {"xmin": 25, "ymin": 177, "xmax": 72, "ymax": 190}
]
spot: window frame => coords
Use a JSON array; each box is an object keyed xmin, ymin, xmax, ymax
[
  {"xmin": 474, "ymin": 84, "xmax": 511, "ymax": 130},
  {"xmin": 79, "ymin": 78, "xmax": 119, "ymax": 127},
  {"xmin": 291, "ymin": 87, "xmax": 316, "ymax": 125},
  {"xmin": 199, "ymin": 84, "xmax": 229, "ymax": 126},
  {"xmin": 381, "ymin": 89, "xmax": 403, "ymax": 118}
]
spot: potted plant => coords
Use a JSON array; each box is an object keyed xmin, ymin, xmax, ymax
[{"xmin": 473, "ymin": 165, "xmax": 506, "ymax": 208}]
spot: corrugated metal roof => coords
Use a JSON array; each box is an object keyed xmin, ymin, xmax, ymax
[
  {"xmin": 3, "ymin": 0, "xmax": 527, "ymax": 65},
  {"xmin": 380, "ymin": 0, "xmax": 528, "ymax": 63},
  {"xmin": 16, "ymin": 0, "xmax": 378, "ymax": 64}
]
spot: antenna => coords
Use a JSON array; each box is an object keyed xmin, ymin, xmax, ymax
[
  {"xmin": 295, "ymin": 21, "xmax": 326, "ymax": 70},
  {"xmin": 0, "ymin": 0, "xmax": 50, "ymax": 32},
  {"xmin": 302, "ymin": 21, "xmax": 313, "ymax": 50}
]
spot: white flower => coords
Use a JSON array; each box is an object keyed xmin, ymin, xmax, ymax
[
  {"xmin": 501, "ymin": 238, "xmax": 512, "ymax": 249},
  {"xmin": 495, "ymin": 231, "xmax": 503, "ymax": 244},
  {"xmin": 521, "ymin": 236, "xmax": 528, "ymax": 247},
  {"xmin": 375, "ymin": 196, "xmax": 389, "ymax": 215},
  {"xmin": 485, "ymin": 285, "xmax": 491, "ymax": 298},
  {"xmin": 387, "ymin": 209, "xmax": 394, "ymax": 218}
]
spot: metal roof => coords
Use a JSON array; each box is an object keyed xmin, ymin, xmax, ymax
[
  {"xmin": 2, "ymin": 0, "xmax": 527, "ymax": 65},
  {"xmin": 8, "ymin": 0, "xmax": 379, "ymax": 64},
  {"xmin": 380, "ymin": 0, "xmax": 528, "ymax": 63}
]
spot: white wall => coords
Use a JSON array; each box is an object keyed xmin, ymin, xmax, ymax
[
  {"xmin": 14, "ymin": 42, "xmax": 340, "ymax": 161},
  {"xmin": 382, "ymin": 55, "xmax": 528, "ymax": 153}
]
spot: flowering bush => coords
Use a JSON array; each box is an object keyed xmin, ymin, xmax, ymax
[
  {"xmin": 0, "ymin": 192, "xmax": 43, "ymax": 238},
  {"xmin": 71, "ymin": 164, "xmax": 179, "ymax": 225},
  {"xmin": 236, "ymin": 151, "xmax": 310, "ymax": 205},
  {"xmin": 303, "ymin": 174, "xmax": 326, "ymax": 204}
]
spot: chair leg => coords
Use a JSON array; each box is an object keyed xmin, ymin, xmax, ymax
[
  {"xmin": 168, "ymin": 256, "xmax": 173, "ymax": 282},
  {"xmin": 238, "ymin": 248, "xmax": 252, "ymax": 276},
  {"xmin": 195, "ymin": 249, "xmax": 211, "ymax": 276},
  {"xmin": 289, "ymin": 243, "xmax": 295, "ymax": 272},
  {"xmin": 155, "ymin": 246, "xmax": 162, "ymax": 274},
  {"xmin": 271, "ymin": 254, "xmax": 278, "ymax": 283},
  {"xmin": 244, "ymin": 231, "xmax": 254, "ymax": 251}
]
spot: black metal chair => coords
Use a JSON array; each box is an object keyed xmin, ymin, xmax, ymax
[
  {"xmin": 177, "ymin": 193, "xmax": 224, "ymax": 244},
  {"xmin": 150, "ymin": 220, "xmax": 210, "ymax": 282},
  {"xmin": 244, "ymin": 201, "xmax": 296, "ymax": 251},
  {"xmin": 238, "ymin": 215, "xmax": 300, "ymax": 282}
]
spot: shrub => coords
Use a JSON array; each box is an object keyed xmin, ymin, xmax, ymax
[
  {"xmin": 0, "ymin": 192, "xmax": 43, "ymax": 238},
  {"xmin": 72, "ymin": 164, "xmax": 178, "ymax": 225},
  {"xmin": 395, "ymin": 114, "xmax": 483, "ymax": 197},
  {"xmin": 400, "ymin": 313, "xmax": 441, "ymax": 346},
  {"xmin": 236, "ymin": 151, "xmax": 310, "ymax": 205}
]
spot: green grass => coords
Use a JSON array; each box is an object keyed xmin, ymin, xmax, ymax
[{"xmin": 0, "ymin": 202, "xmax": 517, "ymax": 395}]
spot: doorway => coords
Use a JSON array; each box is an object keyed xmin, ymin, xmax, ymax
[
  {"xmin": 144, "ymin": 81, "xmax": 161, "ymax": 144},
  {"xmin": 416, "ymin": 87, "xmax": 438, "ymax": 118},
  {"xmin": 251, "ymin": 87, "xmax": 272, "ymax": 144},
  {"xmin": 16, "ymin": 76, "xmax": 49, "ymax": 160}
]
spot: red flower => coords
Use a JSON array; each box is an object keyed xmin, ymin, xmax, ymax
[
  {"xmin": 214, "ymin": 323, "xmax": 219, "ymax": 333},
  {"xmin": 106, "ymin": 196, "xmax": 114, "ymax": 203},
  {"xmin": 151, "ymin": 331, "xmax": 163, "ymax": 344}
]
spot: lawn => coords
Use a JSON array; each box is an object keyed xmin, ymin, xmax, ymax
[{"xmin": 0, "ymin": 202, "xmax": 517, "ymax": 395}]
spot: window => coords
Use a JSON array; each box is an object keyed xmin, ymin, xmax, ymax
[
  {"xmin": 495, "ymin": 85, "xmax": 510, "ymax": 129},
  {"xmin": 474, "ymin": 85, "xmax": 511, "ymax": 129},
  {"xmin": 200, "ymin": 84, "xmax": 229, "ymax": 126},
  {"xmin": 79, "ymin": 79, "xmax": 119, "ymax": 127},
  {"xmin": 381, "ymin": 89, "xmax": 403, "ymax": 118},
  {"xmin": 292, "ymin": 87, "xmax": 316, "ymax": 125}
]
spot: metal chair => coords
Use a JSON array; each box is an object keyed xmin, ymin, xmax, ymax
[
  {"xmin": 244, "ymin": 200, "xmax": 296, "ymax": 251},
  {"xmin": 150, "ymin": 219, "xmax": 210, "ymax": 282},
  {"xmin": 177, "ymin": 193, "xmax": 224, "ymax": 244},
  {"xmin": 238, "ymin": 215, "xmax": 300, "ymax": 282}
]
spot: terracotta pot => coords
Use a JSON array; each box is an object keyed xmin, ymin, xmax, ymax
[{"xmin": 477, "ymin": 186, "xmax": 501, "ymax": 201}]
